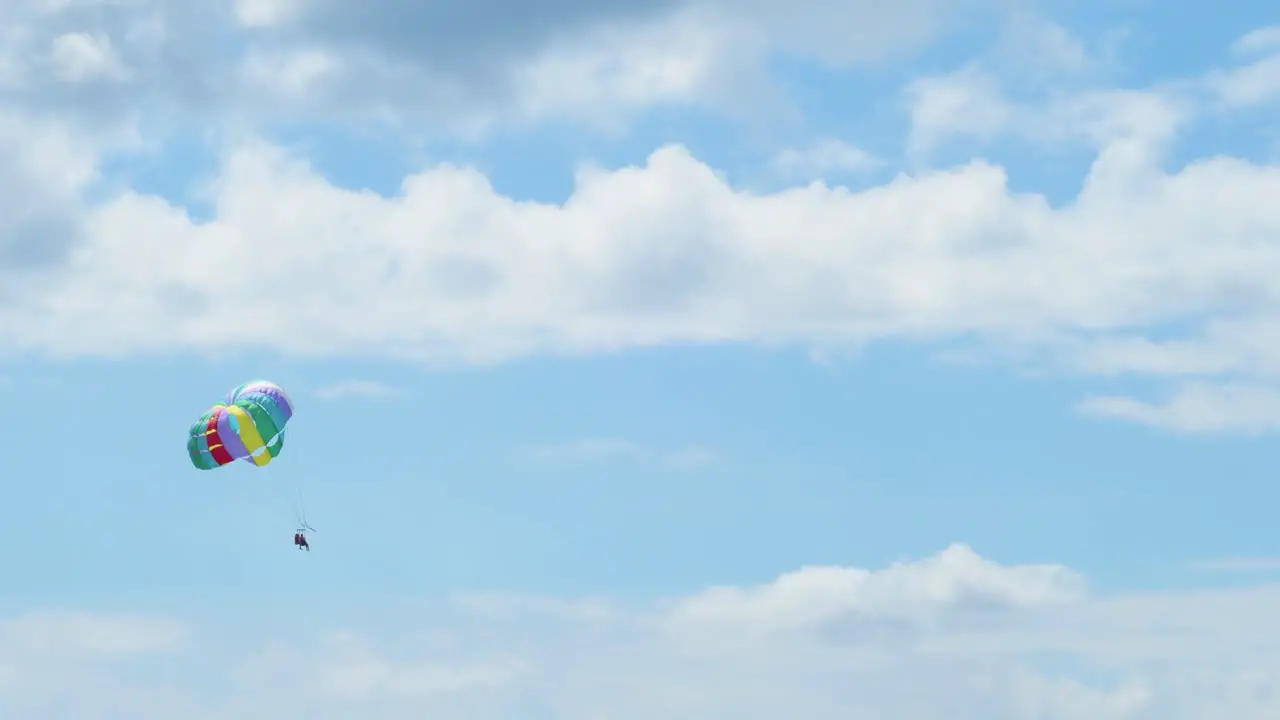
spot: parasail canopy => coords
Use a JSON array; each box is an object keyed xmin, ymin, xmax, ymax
[{"xmin": 187, "ymin": 380, "xmax": 294, "ymax": 470}]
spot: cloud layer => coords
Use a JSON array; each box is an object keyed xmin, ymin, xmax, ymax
[
  {"xmin": 1, "ymin": 3, "xmax": 1278, "ymax": 434},
  {"xmin": 6, "ymin": 546, "xmax": 1280, "ymax": 719},
  {"xmin": 8, "ymin": 122, "xmax": 1280, "ymax": 364}
]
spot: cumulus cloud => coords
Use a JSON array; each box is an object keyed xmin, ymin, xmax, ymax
[
  {"xmin": 4, "ymin": 116, "xmax": 1279, "ymax": 366},
  {"xmin": 667, "ymin": 543, "xmax": 1085, "ymax": 634},
  {"xmin": 8, "ymin": 548, "xmax": 1280, "ymax": 718}
]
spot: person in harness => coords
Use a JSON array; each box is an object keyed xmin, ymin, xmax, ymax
[{"xmin": 294, "ymin": 531, "xmax": 310, "ymax": 551}]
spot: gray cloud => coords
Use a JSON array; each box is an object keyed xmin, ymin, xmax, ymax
[
  {"xmin": 224, "ymin": 0, "xmax": 987, "ymax": 128},
  {"xmin": 267, "ymin": 0, "xmax": 686, "ymax": 71},
  {"xmin": 0, "ymin": 1, "xmax": 230, "ymax": 120},
  {"xmin": 0, "ymin": 208, "xmax": 82, "ymax": 268},
  {"xmin": 0, "ymin": 0, "xmax": 982, "ymax": 282}
]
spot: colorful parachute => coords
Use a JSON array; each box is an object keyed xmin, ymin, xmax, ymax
[{"xmin": 188, "ymin": 380, "xmax": 294, "ymax": 470}]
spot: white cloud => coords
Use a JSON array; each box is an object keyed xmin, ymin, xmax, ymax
[
  {"xmin": 506, "ymin": 7, "xmax": 763, "ymax": 130},
  {"xmin": 1206, "ymin": 42, "xmax": 1280, "ymax": 109},
  {"xmin": 9, "ymin": 548, "xmax": 1280, "ymax": 717},
  {"xmin": 1078, "ymin": 383, "xmax": 1280, "ymax": 434},
  {"xmin": 1232, "ymin": 26, "xmax": 1280, "ymax": 56},
  {"xmin": 240, "ymin": 48, "xmax": 340, "ymax": 103},
  {"xmin": 902, "ymin": 21, "xmax": 1280, "ymax": 159},
  {"xmin": 994, "ymin": 16, "xmax": 1093, "ymax": 78},
  {"xmin": 773, "ymin": 138, "xmax": 881, "ymax": 177},
  {"xmin": 668, "ymin": 544, "xmax": 1084, "ymax": 634},
  {"xmin": 314, "ymin": 379, "xmax": 397, "ymax": 399},
  {"xmin": 0, "ymin": 611, "xmax": 189, "ymax": 717},
  {"xmin": 297, "ymin": 633, "xmax": 529, "ymax": 698},
  {"xmin": 1068, "ymin": 317, "xmax": 1280, "ymax": 380},
  {"xmin": 48, "ymin": 32, "xmax": 130, "ymax": 83},
  {"xmin": 905, "ymin": 63, "xmax": 1187, "ymax": 158},
  {"xmin": 0, "ymin": 611, "xmax": 188, "ymax": 657},
  {"xmin": 905, "ymin": 63, "xmax": 1012, "ymax": 154},
  {"xmin": 1005, "ymin": 673, "xmax": 1151, "ymax": 720},
  {"xmin": 232, "ymin": 0, "xmax": 304, "ymax": 28}
]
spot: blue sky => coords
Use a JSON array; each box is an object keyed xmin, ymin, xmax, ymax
[{"xmin": 3, "ymin": 0, "xmax": 1280, "ymax": 718}]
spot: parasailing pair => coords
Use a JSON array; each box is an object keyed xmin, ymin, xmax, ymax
[{"xmin": 186, "ymin": 380, "xmax": 313, "ymax": 551}]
